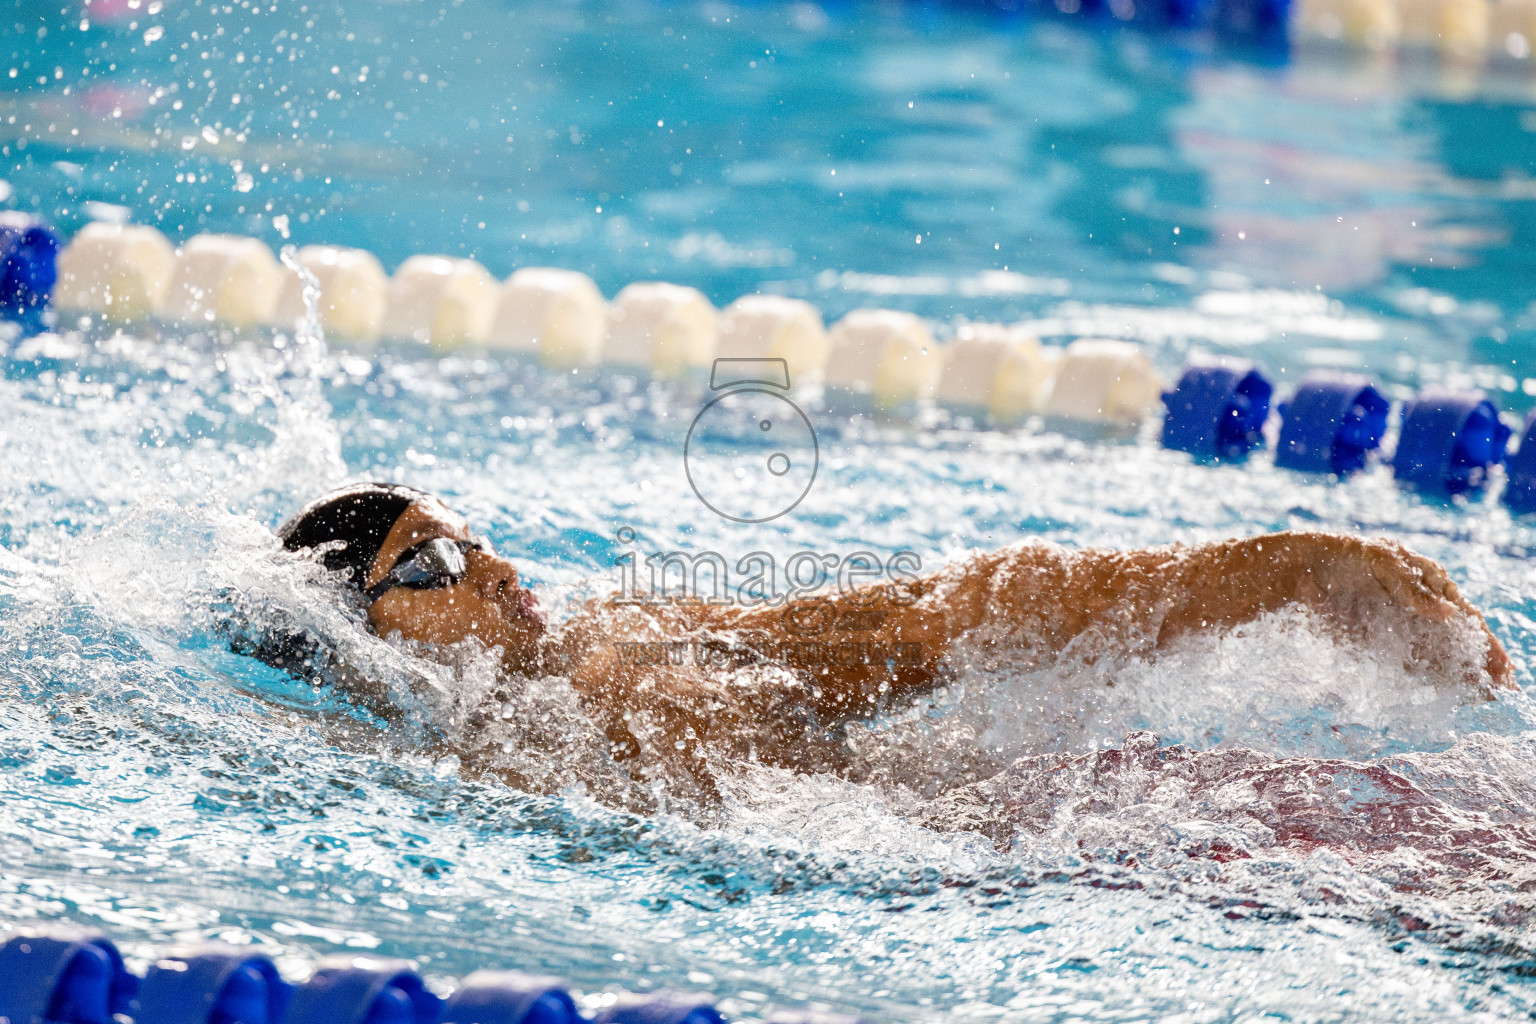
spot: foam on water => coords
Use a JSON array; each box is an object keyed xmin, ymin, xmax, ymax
[
  {"xmin": 7, "ymin": 0, "xmax": 1536, "ymax": 1013},
  {"xmin": 0, "ymin": 307, "xmax": 1533, "ymax": 1019}
]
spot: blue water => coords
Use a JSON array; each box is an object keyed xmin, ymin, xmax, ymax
[{"xmin": 6, "ymin": 0, "xmax": 1536, "ymax": 1020}]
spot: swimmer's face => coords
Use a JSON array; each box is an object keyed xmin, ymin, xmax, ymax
[{"xmin": 364, "ymin": 499, "xmax": 545, "ymax": 670}]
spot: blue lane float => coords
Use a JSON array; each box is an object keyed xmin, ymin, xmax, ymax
[
  {"xmin": 284, "ymin": 958, "xmax": 442, "ymax": 1024},
  {"xmin": 1275, "ymin": 371, "xmax": 1390, "ymax": 476},
  {"xmin": 1212, "ymin": 0, "xmax": 1291, "ymax": 40},
  {"xmin": 1160, "ymin": 358, "xmax": 1273, "ymax": 460},
  {"xmin": 0, "ymin": 929, "xmax": 138, "ymax": 1024},
  {"xmin": 134, "ymin": 945, "xmax": 292, "ymax": 1024},
  {"xmin": 0, "ymin": 930, "xmax": 832, "ymax": 1024},
  {"xmin": 1391, "ymin": 388, "xmax": 1511, "ymax": 494},
  {"xmin": 442, "ymin": 971, "xmax": 580, "ymax": 1024},
  {"xmin": 1502, "ymin": 410, "xmax": 1536, "ymax": 514},
  {"xmin": 0, "ymin": 212, "xmax": 61, "ymax": 326},
  {"xmin": 1031, "ymin": 0, "xmax": 1291, "ymax": 40},
  {"xmin": 592, "ymin": 993, "xmax": 724, "ymax": 1024}
]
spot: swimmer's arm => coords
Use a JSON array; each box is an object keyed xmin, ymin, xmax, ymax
[
  {"xmin": 699, "ymin": 546, "xmax": 1060, "ymax": 720},
  {"xmin": 1146, "ymin": 531, "xmax": 1513, "ymax": 690},
  {"xmin": 725, "ymin": 543, "xmax": 1166, "ymax": 718},
  {"xmin": 709, "ymin": 531, "xmax": 1513, "ymax": 720},
  {"xmin": 562, "ymin": 604, "xmax": 743, "ymax": 779},
  {"xmin": 992, "ymin": 531, "xmax": 1514, "ymax": 691}
]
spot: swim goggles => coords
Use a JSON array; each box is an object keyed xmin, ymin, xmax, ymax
[{"xmin": 363, "ymin": 536, "xmax": 487, "ymax": 605}]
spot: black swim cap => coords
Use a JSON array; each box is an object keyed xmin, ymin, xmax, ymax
[{"xmin": 277, "ymin": 482, "xmax": 426, "ymax": 588}]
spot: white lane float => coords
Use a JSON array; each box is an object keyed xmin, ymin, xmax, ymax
[
  {"xmin": 489, "ymin": 267, "xmax": 607, "ymax": 369},
  {"xmin": 162, "ymin": 233, "xmax": 284, "ymax": 329},
  {"xmin": 1491, "ymin": 0, "xmax": 1536, "ymax": 54},
  {"xmin": 41, "ymin": 223, "xmax": 1183, "ymax": 438},
  {"xmin": 716, "ymin": 295, "xmax": 829, "ymax": 381},
  {"xmin": 269, "ymin": 245, "xmax": 389, "ymax": 344},
  {"xmin": 1291, "ymin": 0, "xmax": 1506, "ymax": 54},
  {"xmin": 824, "ymin": 309, "xmax": 943, "ymax": 408},
  {"xmin": 1399, "ymin": 0, "xmax": 1490, "ymax": 55},
  {"xmin": 1044, "ymin": 338, "xmax": 1164, "ymax": 424},
  {"xmin": 384, "ymin": 255, "xmax": 498, "ymax": 349},
  {"xmin": 54, "ymin": 222, "xmax": 178, "ymax": 323},
  {"xmin": 935, "ymin": 323, "xmax": 1056, "ymax": 423},
  {"xmin": 1292, "ymin": 0, "xmax": 1401, "ymax": 46},
  {"xmin": 605, "ymin": 282, "xmax": 718, "ymax": 378}
]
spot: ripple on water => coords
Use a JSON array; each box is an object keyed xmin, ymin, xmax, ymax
[{"xmin": 0, "ymin": 324, "xmax": 1532, "ymax": 1022}]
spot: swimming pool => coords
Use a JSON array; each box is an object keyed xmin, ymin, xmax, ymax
[{"xmin": 6, "ymin": 0, "xmax": 1536, "ymax": 1020}]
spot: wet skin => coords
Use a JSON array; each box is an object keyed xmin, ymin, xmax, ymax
[
  {"xmin": 359, "ymin": 499, "xmax": 1515, "ymax": 776},
  {"xmin": 365, "ymin": 499, "xmax": 548, "ymax": 669}
]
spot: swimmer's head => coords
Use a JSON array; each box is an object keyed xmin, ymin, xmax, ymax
[
  {"xmin": 273, "ymin": 483, "xmax": 546, "ymax": 672},
  {"xmin": 277, "ymin": 482, "xmax": 425, "ymax": 586}
]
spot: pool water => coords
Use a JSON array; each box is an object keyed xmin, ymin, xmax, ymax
[{"xmin": 6, "ymin": 0, "xmax": 1536, "ymax": 1020}]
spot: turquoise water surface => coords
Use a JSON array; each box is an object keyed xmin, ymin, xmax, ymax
[{"xmin": 5, "ymin": 0, "xmax": 1536, "ymax": 1020}]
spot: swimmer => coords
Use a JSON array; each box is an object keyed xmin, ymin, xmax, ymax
[{"xmin": 248, "ymin": 483, "xmax": 1514, "ymax": 800}]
